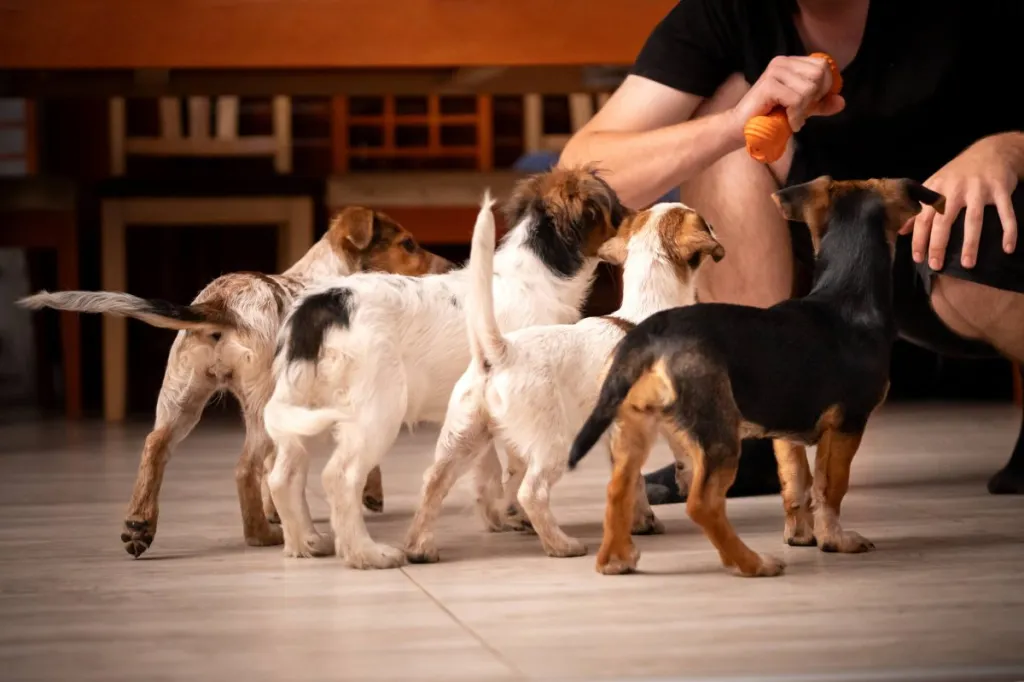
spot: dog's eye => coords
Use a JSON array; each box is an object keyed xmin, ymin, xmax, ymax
[
  {"xmin": 400, "ymin": 238, "xmax": 417, "ymax": 254},
  {"xmin": 687, "ymin": 253, "xmax": 703, "ymax": 269}
]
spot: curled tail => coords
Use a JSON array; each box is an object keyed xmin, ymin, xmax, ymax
[
  {"xmin": 466, "ymin": 190, "xmax": 507, "ymax": 370},
  {"xmin": 567, "ymin": 342, "xmax": 664, "ymax": 469},
  {"xmin": 18, "ymin": 290, "xmax": 235, "ymax": 332},
  {"xmin": 264, "ymin": 398, "xmax": 346, "ymax": 441}
]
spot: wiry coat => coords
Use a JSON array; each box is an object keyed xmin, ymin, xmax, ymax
[
  {"xmin": 18, "ymin": 208, "xmax": 450, "ymax": 557},
  {"xmin": 403, "ymin": 203, "xmax": 724, "ymax": 563},
  {"xmin": 263, "ymin": 167, "xmax": 627, "ymax": 569}
]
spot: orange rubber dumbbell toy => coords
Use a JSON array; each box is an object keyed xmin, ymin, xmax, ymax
[{"xmin": 743, "ymin": 52, "xmax": 843, "ymax": 164}]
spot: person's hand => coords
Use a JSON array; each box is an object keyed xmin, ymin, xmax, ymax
[
  {"xmin": 902, "ymin": 133, "xmax": 1020, "ymax": 270},
  {"xmin": 728, "ymin": 55, "xmax": 846, "ymax": 138}
]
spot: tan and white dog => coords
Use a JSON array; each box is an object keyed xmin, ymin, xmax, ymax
[
  {"xmin": 19, "ymin": 208, "xmax": 451, "ymax": 557},
  {"xmin": 263, "ymin": 167, "xmax": 628, "ymax": 569},
  {"xmin": 402, "ymin": 202, "xmax": 724, "ymax": 562}
]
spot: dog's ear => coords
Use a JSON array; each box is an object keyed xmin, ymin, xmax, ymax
[
  {"xmin": 902, "ymin": 180, "xmax": 946, "ymax": 214},
  {"xmin": 772, "ymin": 175, "xmax": 833, "ymax": 252},
  {"xmin": 669, "ymin": 211, "xmax": 725, "ymax": 267},
  {"xmin": 332, "ymin": 207, "xmax": 376, "ymax": 251},
  {"xmin": 870, "ymin": 178, "xmax": 947, "ymax": 232},
  {"xmin": 690, "ymin": 217, "xmax": 725, "ymax": 263},
  {"xmin": 597, "ymin": 235, "xmax": 628, "ymax": 266}
]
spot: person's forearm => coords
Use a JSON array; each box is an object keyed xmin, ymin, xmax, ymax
[{"xmin": 559, "ymin": 110, "xmax": 746, "ymax": 209}]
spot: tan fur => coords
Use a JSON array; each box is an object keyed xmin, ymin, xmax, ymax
[{"xmin": 109, "ymin": 208, "xmax": 451, "ymax": 556}]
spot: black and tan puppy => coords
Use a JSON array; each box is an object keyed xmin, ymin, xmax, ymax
[{"xmin": 567, "ymin": 176, "xmax": 946, "ymax": 577}]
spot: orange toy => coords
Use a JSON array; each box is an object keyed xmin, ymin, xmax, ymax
[{"xmin": 743, "ymin": 52, "xmax": 843, "ymax": 164}]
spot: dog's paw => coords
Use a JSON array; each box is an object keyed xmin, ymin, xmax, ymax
[
  {"xmin": 820, "ymin": 530, "xmax": 874, "ymax": 554},
  {"xmin": 120, "ymin": 517, "xmax": 156, "ymax": 558},
  {"xmin": 736, "ymin": 553, "xmax": 786, "ymax": 577},
  {"xmin": 544, "ymin": 537, "xmax": 588, "ymax": 558},
  {"xmin": 784, "ymin": 526, "xmax": 817, "ymax": 547},
  {"xmin": 345, "ymin": 542, "xmax": 408, "ymax": 570},
  {"xmin": 404, "ymin": 543, "xmax": 440, "ymax": 564},
  {"xmin": 596, "ymin": 545, "xmax": 640, "ymax": 574},
  {"xmin": 281, "ymin": 532, "xmax": 333, "ymax": 558},
  {"xmin": 631, "ymin": 513, "xmax": 665, "ymax": 536},
  {"xmin": 246, "ymin": 525, "xmax": 285, "ymax": 548}
]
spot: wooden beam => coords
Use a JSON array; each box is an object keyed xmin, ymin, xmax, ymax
[{"xmin": 0, "ymin": 0, "xmax": 673, "ymax": 69}]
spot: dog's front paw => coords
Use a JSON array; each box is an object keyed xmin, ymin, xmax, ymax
[
  {"xmin": 120, "ymin": 517, "xmax": 156, "ymax": 558},
  {"xmin": 631, "ymin": 513, "xmax": 665, "ymax": 536},
  {"xmin": 735, "ymin": 553, "xmax": 786, "ymax": 577},
  {"xmin": 282, "ymin": 531, "xmax": 334, "ymax": 558},
  {"xmin": 596, "ymin": 543, "xmax": 640, "ymax": 575},
  {"xmin": 345, "ymin": 542, "xmax": 407, "ymax": 570},
  {"xmin": 404, "ymin": 536, "xmax": 440, "ymax": 564},
  {"xmin": 246, "ymin": 525, "xmax": 285, "ymax": 548},
  {"xmin": 544, "ymin": 537, "xmax": 588, "ymax": 558},
  {"xmin": 820, "ymin": 530, "xmax": 874, "ymax": 554}
]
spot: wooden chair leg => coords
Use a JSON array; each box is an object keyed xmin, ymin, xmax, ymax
[
  {"xmin": 101, "ymin": 201, "xmax": 128, "ymax": 422},
  {"xmin": 56, "ymin": 225, "xmax": 82, "ymax": 419},
  {"xmin": 278, "ymin": 198, "xmax": 314, "ymax": 272}
]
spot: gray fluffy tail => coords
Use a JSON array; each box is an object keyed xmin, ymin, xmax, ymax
[{"xmin": 18, "ymin": 290, "xmax": 235, "ymax": 332}]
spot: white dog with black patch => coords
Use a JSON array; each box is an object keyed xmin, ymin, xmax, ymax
[{"xmin": 263, "ymin": 167, "xmax": 628, "ymax": 569}]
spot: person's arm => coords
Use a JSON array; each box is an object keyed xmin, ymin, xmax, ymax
[{"xmin": 560, "ymin": 76, "xmax": 743, "ymax": 209}]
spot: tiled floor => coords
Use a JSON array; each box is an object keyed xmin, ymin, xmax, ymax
[{"xmin": 0, "ymin": 403, "xmax": 1022, "ymax": 682}]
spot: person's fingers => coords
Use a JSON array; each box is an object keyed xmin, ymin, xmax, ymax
[
  {"xmin": 899, "ymin": 215, "xmax": 915, "ymax": 236},
  {"xmin": 994, "ymin": 188, "xmax": 1018, "ymax": 254},
  {"xmin": 811, "ymin": 94, "xmax": 845, "ymax": 117},
  {"xmin": 959, "ymin": 190, "xmax": 985, "ymax": 269},
  {"xmin": 927, "ymin": 193, "xmax": 962, "ymax": 270},
  {"xmin": 911, "ymin": 205, "xmax": 937, "ymax": 263}
]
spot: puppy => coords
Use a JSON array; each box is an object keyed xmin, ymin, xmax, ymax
[
  {"xmin": 19, "ymin": 208, "xmax": 451, "ymax": 557},
  {"xmin": 263, "ymin": 167, "xmax": 627, "ymax": 569},
  {"xmin": 568, "ymin": 177, "xmax": 945, "ymax": 576},
  {"xmin": 402, "ymin": 202, "xmax": 724, "ymax": 562}
]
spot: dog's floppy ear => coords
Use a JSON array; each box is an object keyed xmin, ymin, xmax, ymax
[
  {"xmin": 902, "ymin": 179, "xmax": 946, "ymax": 214},
  {"xmin": 690, "ymin": 217, "xmax": 725, "ymax": 263},
  {"xmin": 597, "ymin": 235, "xmax": 628, "ymax": 266},
  {"xmin": 333, "ymin": 207, "xmax": 376, "ymax": 251},
  {"xmin": 873, "ymin": 178, "xmax": 947, "ymax": 231},
  {"xmin": 772, "ymin": 175, "xmax": 833, "ymax": 252}
]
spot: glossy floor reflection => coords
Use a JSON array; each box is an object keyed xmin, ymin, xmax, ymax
[{"xmin": 0, "ymin": 403, "xmax": 1022, "ymax": 681}]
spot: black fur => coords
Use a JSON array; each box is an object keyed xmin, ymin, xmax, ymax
[
  {"xmin": 569, "ymin": 186, "xmax": 901, "ymax": 469},
  {"xmin": 285, "ymin": 289, "xmax": 354, "ymax": 363},
  {"xmin": 142, "ymin": 299, "xmax": 214, "ymax": 324},
  {"xmin": 504, "ymin": 172, "xmax": 627, "ymax": 279}
]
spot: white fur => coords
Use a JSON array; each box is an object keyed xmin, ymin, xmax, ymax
[
  {"xmin": 404, "ymin": 204, "xmax": 712, "ymax": 561},
  {"xmin": 264, "ymin": 193, "xmax": 608, "ymax": 567}
]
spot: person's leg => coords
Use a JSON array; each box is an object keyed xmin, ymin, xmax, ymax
[
  {"xmin": 895, "ymin": 187, "xmax": 1024, "ymax": 494},
  {"xmin": 644, "ymin": 73, "xmax": 792, "ymax": 505}
]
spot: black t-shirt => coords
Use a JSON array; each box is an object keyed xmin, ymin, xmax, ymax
[{"xmin": 631, "ymin": 0, "xmax": 1022, "ymax": 185}]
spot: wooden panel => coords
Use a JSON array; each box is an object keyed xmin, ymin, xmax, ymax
[
  {"xmin": 327, "ymin": 171, "xmax": 522, "ymax": 208},
  {"xmin": 363, "ymin": 206, "xmax": 509, "ymax": 245},
  {"xmin": 0, "ymin": 1, "xmax": 675, "ymax": 69}
]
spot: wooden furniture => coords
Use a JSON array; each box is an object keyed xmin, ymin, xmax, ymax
[
  {"xmin": 100, "ymin": 95, "xmax": 314, "ymax": 422},
  {"xmin": 327, "ymin": 171, "xmax": 521, "ymax": 244},
  {"xmin": 522, "ymin": 93, "xmax": 609, "ymax": 154},
  {"xmin": 0, "ymin": 1, "xmax": 676, "ymax": 69},
  {"xmin": 0, "ymin": 99, "xmax": 81, "ymax": 418},
  {"xmin": 331, "ymin": 95, "xmax": 493, "ymax": 173}
]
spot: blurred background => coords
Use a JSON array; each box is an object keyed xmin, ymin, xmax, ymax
[{"xmin": 0, "ymin": 1, "xmax": 1018, "ymax": 424}]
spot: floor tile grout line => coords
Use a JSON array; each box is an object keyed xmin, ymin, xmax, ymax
[{"xmin": 401, "ymin": 567, "xmax": 528, "ymax": 681}]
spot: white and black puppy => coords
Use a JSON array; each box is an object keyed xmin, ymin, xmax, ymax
[
  {"xmin": 263, "ymin": 167, "xmax": 628, "ymax": 569},
  {"xmin": 403, "ymin": 203, "xmax": 724, "ymax": 562}
]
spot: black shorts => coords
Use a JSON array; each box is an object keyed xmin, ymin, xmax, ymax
[{"xmin": 786, "ymin": 173, "xmax": 1024, "ymax": 359}]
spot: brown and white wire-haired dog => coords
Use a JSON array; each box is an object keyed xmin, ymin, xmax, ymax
[
  {"xmin": 568, "ymin": 176, "xmax": 945, "ymax": 576},
  {"xmin": 19, "ymin": 208, "xmax": 452, "ymax": 558}
]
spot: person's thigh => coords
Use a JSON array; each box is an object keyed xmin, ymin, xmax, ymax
[
  {"xmin": 681, "ymin": 74, "xmax": 796, "ymax": 308},
  {"xmin": 926, "ymin": 188, "xmax": 1024, "ymax": 363}
]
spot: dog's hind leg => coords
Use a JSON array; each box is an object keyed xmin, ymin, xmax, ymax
[
  {"xmin": 595, "ymin": 410, "xmax": 656, "ymax": 574},
  {"xmin": 324, "ymin": 407, "xmax": 406, "ymax": 570},
  {"xmin": 405, "ymin": 379, "xmax": 492, "ymax": 562},
  {"xmin": 122, "ymin": 334, "xmax": 215, "ymax": 558},
  {"xmin": 772, "ymin": 440, "xmax": 815, "ymax": 546},
  {"xmin": 269, "ymin": 436, "xmax": 332, "ymax": 558},
  {"xmin": 235, "ymin": 385, "xmax": 285, "ymax": 549},
  {"xmin": 517, "ymin": 447, "xmax": 588, "ymax": 558},
  {"xmin": 812, "ymin": 428, "xmax": 874, "ymax": 553}
]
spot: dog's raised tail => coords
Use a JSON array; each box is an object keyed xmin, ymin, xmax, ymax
[
  {"xmin": 18, "ymin": 291, "xmax": 235, "ymax": 333},
  {"xmin": 466, "ymin": 190, "xmax": 507, "ymax": 370},
  {"xmin": 567, "ymin": 343, "xmax": 662, "ymax": 470}
]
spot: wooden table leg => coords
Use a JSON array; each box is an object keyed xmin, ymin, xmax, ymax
[
  {"xmin": 101, "ymin": 201, "xmax": 128, "ymax": 422},
  {"xmin": 56, "ymin": 218, "xmax": 82, "ymax": 419}
]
